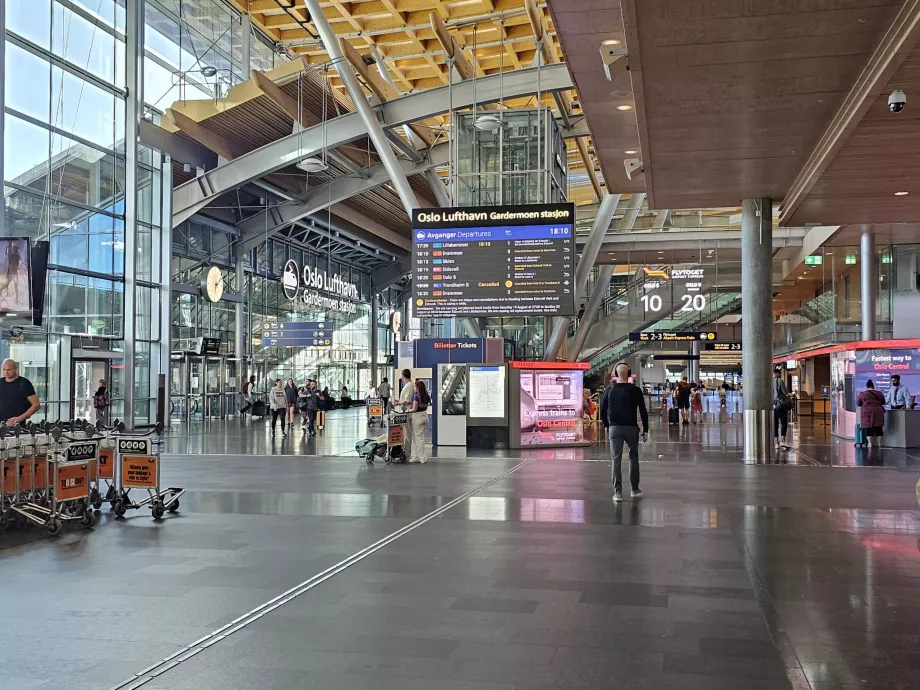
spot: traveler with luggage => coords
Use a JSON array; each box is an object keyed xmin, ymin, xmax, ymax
[
  {"xmin": 93, "ymin": 378, "xmax": 110, "ymax": 424},
  {"xmin": 378, "ymin": 377, "xmax": 392, "ymax": 413},
  {"xmin": 857, "ymin": 380, "xmax": 886, "ymax": 448},
  {"xmin": 269, "ymin": 379, "xmax": 288, "ymax": 437},
  {"xmin": 297, "ymin": 383, "xmax": 311, "ymax": 430},
  {"xmin": 773, "ymin": 368, "xmax": 793, "ymax": 449},
  {"xmin": 408, "ymin": 379, "xmax": 431, "ymax": 464},
  {"xmin": 397, "ymin": 369, "xmax": 414, "ymax": 458},
  {"xmin": 600, "ymin": 363, "xmax": 649, "ymax": 502},
  {"xmin": 240, "ymin": 375, "xmax": 256, "ymax": 415}
]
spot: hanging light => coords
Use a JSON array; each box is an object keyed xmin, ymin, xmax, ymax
[
  {"xmin": 200, "ymin": 66, "xmax": 218, "ymax": 78},
  {"xmin": 296, "ymin": 156, "xmax": 328, "ymax": 172},
  {"xmin": 474, "ymin": 113, "xmax": 503, "ymax": 131}
]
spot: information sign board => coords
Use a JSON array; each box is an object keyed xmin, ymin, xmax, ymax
[
  {"xmin": 411, "ymin": 204, "xmax": 576, "ymax": 317},
  {"xmin": 260, "ymin": 321, "xmax": 333, "ymax": 347},
  {"xmin": 629, "ymin": 331, "xmax": 718, "ymax": 342},
  {"xmin": 705, "ymin": 343, "xmax": 742, "ymax": 351},
  {"xmin": 121, "ymin": 455, "xmax": 158, "ymax": 488}
]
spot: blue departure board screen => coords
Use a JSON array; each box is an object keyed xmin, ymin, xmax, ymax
[{"xmin": 411, "ymin": 204, "xmax": 576, "ymax": 318}]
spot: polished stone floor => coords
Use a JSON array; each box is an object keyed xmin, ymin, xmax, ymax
[{"xmin": 2, "ymin": 408, "xmax": 919, "ymax": 689}]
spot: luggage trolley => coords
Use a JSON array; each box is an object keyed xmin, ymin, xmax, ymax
[
  {"xmin": 1, "ymin": 423, "xmax": 53, "ymax": 532},
  {"xmin": 384, "ymin": 412, "xmax": 409, "ymax": 464},
  {"xmin": 9, "ymin": 427, "xmax": 98, "ymax": 536},
  {"xmin": 367, "ymin": 397, "xmax": 384, "ymax": 427},
  {"xmin": 111, "ymin": 423, "xmax": 184, "ymax": 520}
]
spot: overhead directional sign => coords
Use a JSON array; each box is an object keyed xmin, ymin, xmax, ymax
[
  {"xmin": 706, "ymin": 342, "xmax": 742, "ymax": 351},
  {"xmin": 411, "ymin": 203, "xmax": 576, "ymax": 317},
  {"xmin": 629, "ymin": 331, "xmax": 717, "ymax": 342},
  {"xmin": 261, "ymin": 321, "xmax": 333, "ymax": 347}
]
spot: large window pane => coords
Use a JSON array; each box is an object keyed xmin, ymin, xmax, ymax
[
  {"xmin": 4, "ymin": 115, "xmax": 51, "ymax": 188},
  {"xmin": 5, "ymin": 42, "xmax": 51, "ymax": 121},
  {"xmin": 52, "ymin": 1, "xmax": 120, "ymax": 87},
  {"xmin": 68, "ymin": 0, "xmax": 125, "ymax": 33},
  {"xmin": 50, "ymin": 67, "xmax": 116, "ymax": 149},
  {"xmin": 7, "ymin": 0, "xmax": 51, "ymax": 48},
  {"xmin": 49, "ymin": 133, "xmax": 121, "ymax": 209}
]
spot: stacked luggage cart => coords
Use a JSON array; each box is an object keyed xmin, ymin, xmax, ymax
[{"xmin": 0, "ymin": 419, "xmax": 183, "ymax": 536}]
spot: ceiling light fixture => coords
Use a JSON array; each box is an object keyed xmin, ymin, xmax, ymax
[
  {"xmin": 625, "ymin": 149, "xmax": 638, "ymax": 154},
  {"xmin": 617, "ymin": 104, "xmax": 633, "ymax": 111},
  {"xmin": 200, "ymin": 65, "xmax": 218, "ymax": 77},
  {"xmin": 895, "ymin": 191, "xmax": 909, "ymax": 196},
  {"xmin": 474, "ymin": 113, "xmax": 503, "ymax": 131},
  {"xmin": 296, "ymin": 156, "xmax": 328, "ymax": 172}
]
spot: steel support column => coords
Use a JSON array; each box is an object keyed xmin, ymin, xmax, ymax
[
  {"xmin": 123, "ymin": 0, "xmax": 144, "ymax": 429},
  {"xmin": 371, "ymin": 294, "xmax": 379, "ymax": 383},
  {"xmin": 861, "ymin": 231, "xmax": 877, "ymax": 341},
  {"xmin": 235, "ymin": 257, "xmax": 246, "ymax": 361},
  {"xmin": 689, "ymin": 340, "xmax": 700, "ymax": 383},
  {"xmin": 567, "ymin": 265, "xmax": 615, "ymax": 362},
  {"xmin": 741, "ymin": 198, "xmax": 774, "ymax": 463},
  {"xmin": 241, "ymin": 13, "xmax": 251, "ymax": 74},
  {"xmin": 544, "ymin": 193, "xmax": 620, "ymax": 360},
  {"xmin": 0, "ymin": 0, "xmax": 5, "ymax": 236},
  {"xmin": 305, "ymin": 0, "xmax": 420, "ymax": 214}
]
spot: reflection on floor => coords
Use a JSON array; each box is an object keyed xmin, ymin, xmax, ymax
[{"xmin": 2, "ymin": 408, "xmax": 919, "ymax": 689}]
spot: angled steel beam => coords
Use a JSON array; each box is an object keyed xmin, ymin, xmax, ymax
[
  {"xmin": 306, "ymin": 0, "xmax": 420, "ymax": 214},
  {"xmin": 139, "ymin": 120, "xmax": 217, "ymax": 170},
  {"xmin": 544, "ymin": 193, "xmax": 620, "ymax": 361},
  {"xmin": 568, "ymin": 264, "xmax": 615, "ymax": 362},
  {"xmin": 238, "ymin": 144, "xmax": 447, "ymax": 252},
  {"xmin": 172, "ymin": 63, "xmax": 572, "ymax": 227}
]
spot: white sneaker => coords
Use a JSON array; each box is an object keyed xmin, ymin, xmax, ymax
[
  {"xmin": 630, "ymin": 488, "xmax": 643, "ymax": 499},
  {"xmin": 612, "ymin": 491, "xmax": 623, "ymax": 502}
]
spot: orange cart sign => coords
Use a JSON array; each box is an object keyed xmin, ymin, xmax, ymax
[
  {"xmin": 57, "ymin": 463, "xmax": 89, "ymax": 501},
  {"xmin": 369, "ymin": 401, "xmax": 383, "ymax": 417},
  {"xmin": 122, "ymin": 454, "xmax": 157, "ymax": 488},
  {"xmin": 97, "ymin": 448, "xmax": 115, "ymax": 479},
  {"xmin": 388, "ymin": 424, "xmax": 404, "ymax": 446}
]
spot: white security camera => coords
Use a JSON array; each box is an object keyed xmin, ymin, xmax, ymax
[
  {"xmin": 600, "ymin": 40, "xmax": 628, "ymax": 81},
  {"xmin": 889, "ymin": 89, "xmax": 906, "ymax": 113}
]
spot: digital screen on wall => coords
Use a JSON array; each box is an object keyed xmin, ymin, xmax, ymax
[
  {"xmin": 411, "ymin": 203, "xmax": 576, "ymax": 317},
  {"xmin": 0, "ymin": 238, "xmax": 32, "ymax": 315},
  {"xmin": 854, "ymin": 348, "xmax": 920, "ymax": 398},
  {"xmin": 519, "ymin": 369, "xmax": 585, "ymax": 446}
]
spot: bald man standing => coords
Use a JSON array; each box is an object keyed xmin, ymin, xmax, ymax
[
  {"xmin": 0, "ymin": 359, "xmax": 40, "ymax": 426},
  {"xmin": 599, "ymin": 363, "xmax": 649, "ymax": 502}
]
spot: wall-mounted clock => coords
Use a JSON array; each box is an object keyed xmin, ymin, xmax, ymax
[{"xmin": 202, "ymin": 266, "xmax": 224, "ymax": 303}]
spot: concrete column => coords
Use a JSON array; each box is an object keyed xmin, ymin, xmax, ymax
[
  {"xmin": 689, "ymin": 340, "xmax": 700, "ymax": 383},
  {"xmin": 741, "ymin": 198, "xmax": 774, "ymax": 463},
  {"xmin": 861, "ymin": 231, "xmax": 877, "ymax": 341},
  {"xmin": 567, "ymin": 264, "xmax": 614, "ymax": 361},
  {"xmin": 241, "ymin": 13, "xmax": 252, "ymax": 74}
]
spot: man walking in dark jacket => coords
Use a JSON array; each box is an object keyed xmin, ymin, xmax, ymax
[{"xmin": 600, "ymin": 363, "xmax": 649, "ymax": 502}]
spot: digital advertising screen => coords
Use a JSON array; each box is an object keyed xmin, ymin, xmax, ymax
[
  {"xmin": 854, "ymin": 348, "xmax": 920, "ymax": 399},
  {"xmin": 411, "ymin": 203, "xmax": 576, "ymax": 318},
  {"xmin": 519, "ymin": 368, "xmax": 585, "ymax": 446},
  {"xmin": 0, "ymin": 238, "xmax": 32, "ymax": 315}
]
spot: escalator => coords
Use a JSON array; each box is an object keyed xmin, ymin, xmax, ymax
[{"xmin": 585, "ymin": 291, "xmax": 742, "ymax": 374}]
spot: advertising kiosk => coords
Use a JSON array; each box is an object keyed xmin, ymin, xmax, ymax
[{"xmin": 508, "ymin": 361, "xmax": 591, "ymax": 449}]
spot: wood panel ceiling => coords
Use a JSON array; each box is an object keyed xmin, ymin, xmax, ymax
[
  {"xmin": 545, "ymin": 0, "xmax": 645, "ymax": 196},
  {"xmin": 618, "ymin": 0, "xmax": 904, "ymax": 210},
  {"xmin": 784, "ymin": 44, "xmax": 920, "ymax": 225},
  {"xmin": 223, "ymin": 0, "xmax": 602, "ymax": 203}
]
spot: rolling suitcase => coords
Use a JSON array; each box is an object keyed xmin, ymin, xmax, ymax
[
  {"xmin": 251, "ymin": 399, "xmax": 267, "ymax": 417},
  {"xmin": 668, "ymin": 407, "xmax": 680, "ymax": 425},
  {"xmin": 316, "ymin": 409, "xmax": 326, "ymax": 431},
  {"xmin": 854, "ymin": 423, "xmax": 868, "ymax": 447}
]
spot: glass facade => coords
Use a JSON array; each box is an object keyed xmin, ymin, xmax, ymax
[{"xmin": 1, "ymin": 0, "xmax": 285, "ymax": 426}]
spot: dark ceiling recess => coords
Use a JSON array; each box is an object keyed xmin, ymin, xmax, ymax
[{"xmin": 273, "ymin": 0, "xmax": 316, "ymax": 40}]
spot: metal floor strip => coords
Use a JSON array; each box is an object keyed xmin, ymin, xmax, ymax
[{"xmin": 107, "ymin": 458, "xmax": 534, "ymax": 690}]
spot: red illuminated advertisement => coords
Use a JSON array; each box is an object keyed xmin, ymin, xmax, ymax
[{"xmin": 519, "ymin": 369, "xmax": 585, "ymax": 446}]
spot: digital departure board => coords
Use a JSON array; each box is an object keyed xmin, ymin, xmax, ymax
[
  {"xmin": 411, "ymin": 203, "xmax": 576, "ymax": 318},
  {"xmin": 629, "ymin": 331, "xmax": 718, "ymax": 342}
]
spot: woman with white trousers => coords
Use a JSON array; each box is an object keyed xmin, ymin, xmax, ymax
[{"xmin": 408, "ymin": 380, "xmax": 431, "ymax": 464}]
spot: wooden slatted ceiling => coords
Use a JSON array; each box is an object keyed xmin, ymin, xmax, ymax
[
  {"xmin": 220, "ymin": 0, "xmax": 601, "ymax": 195},
  {"xmin": 617, "ymin": 0, "xmax": 903, "ymax": 210},
  {"xmin": 786, "ymin": 45, "xmax": 920, "ymax": 226}
]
